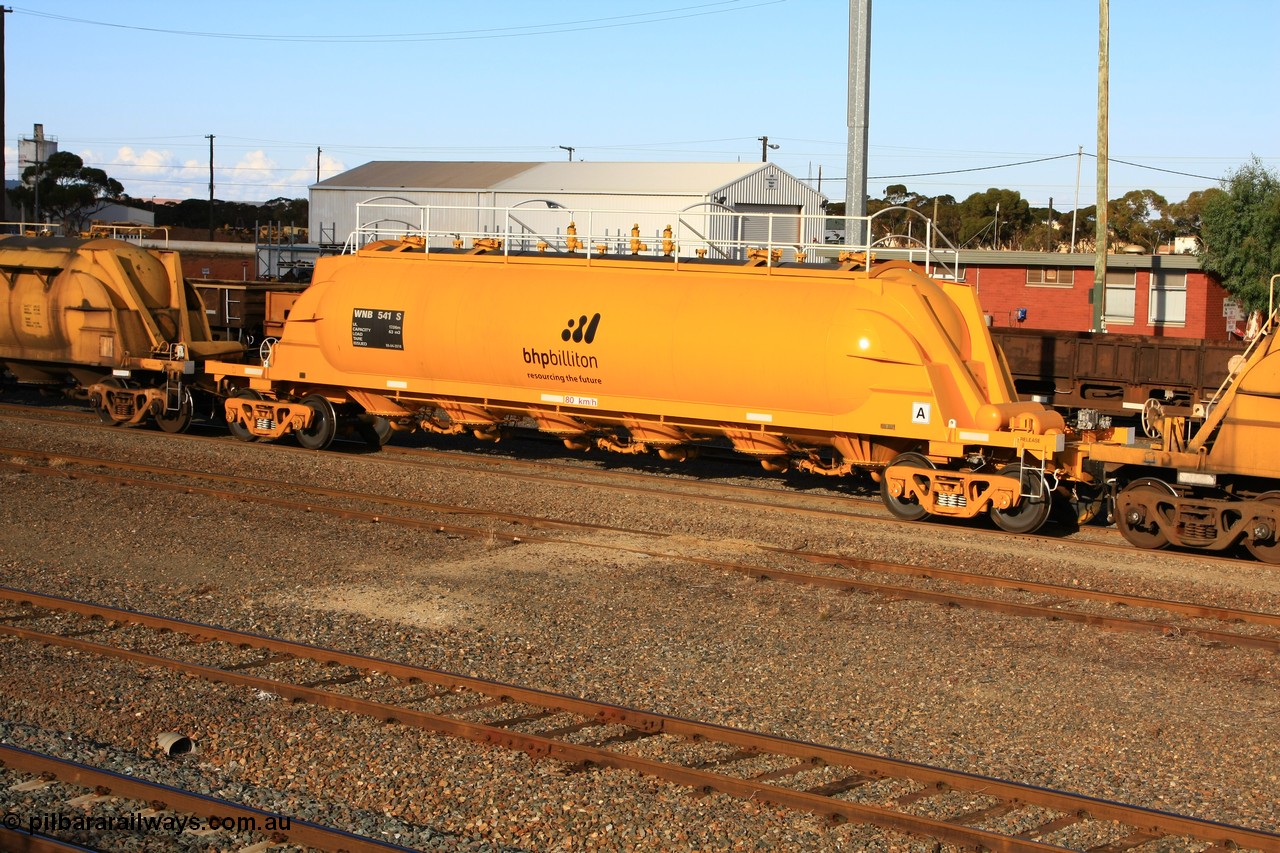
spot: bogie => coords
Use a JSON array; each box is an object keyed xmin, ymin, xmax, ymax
[
  {"xmin": 880, "ymin": 452, "xmax": 936, "ymax": 522},
  {"xmin": 225, "ymin": 389, "xmax": 263, "ymax": 442},
  {"xmin": 988, "ymin": 463, "xmax": 1052, "ymax": 535}
]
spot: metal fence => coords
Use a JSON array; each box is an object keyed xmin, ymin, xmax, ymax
[{"xmin": 344, "ymin": 202, "xmax": 961, "ymax": 279}]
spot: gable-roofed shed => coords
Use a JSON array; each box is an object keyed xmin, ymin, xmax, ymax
[{"xmin": 309, "ymin": 161, "xmax": 826, "ymax": 250}]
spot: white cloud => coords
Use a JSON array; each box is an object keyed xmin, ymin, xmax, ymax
[
  {"xmin": 113, "ymin": 146, "xmax": 179, "ymax": 175},
  {"xmin": 13, "ymin": 144, "xmax": 330, "ymax": 202}
]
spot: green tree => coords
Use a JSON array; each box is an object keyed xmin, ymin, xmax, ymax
[
  {"xmin": 957, "ymin": 188, "xmax": 1031, "ymax": 249},
  {"xmin": 1167, "ymin": 187, "xmax": 1225, "ymax": 240},
  {"xmin": 868, "ymin": 184, "xmax": 925, "ymax": 246},
  {"xmin": 1199, "ymin": 157, "xmax": 1280, "ymax": 311},
  {"xmin": 1023, "ymin": 204, "xmax": 1076, "ymax": 251},
  {"xmin": 6, "ymin": 150, "xmax": 124, "ymax": 233},
  {"xmin": 927, "ymin": 193, "xmax": 960, "ymax": 246},
  {"xmin": 147, "ymin": 196, "xmax": 309, "ymax": 237},
  {"xmin": 262, "ymin": 196, "xmax": 309, "ymax": 224},
  {"xmin": 1108, "ymin": 189, "xmax": 1170, "ymax": 251},
  {"xmin": 863, "ymin": 186, "xmax": 961, "ymax": 248},
  {"xmin": 1072, "ymin": 205, "xmax": 1098, "ymax": 249}
]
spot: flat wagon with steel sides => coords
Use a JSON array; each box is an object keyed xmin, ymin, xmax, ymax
[{"xmin": 992, "ymin": 325, "xmax": 1243, "ymax": 434}]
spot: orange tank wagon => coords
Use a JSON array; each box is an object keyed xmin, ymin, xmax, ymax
[{"xmin": 204, "ymin": 206, "xmax": 1099, "ymax": 536}]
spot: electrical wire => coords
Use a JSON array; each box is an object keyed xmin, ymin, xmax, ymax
[
  {"xmin": 14, "ymin": 1, "xmax": 785, "ymax": 43},
  {"xmin": 38, "ymin": 146, "xmax": 1235, "ymax": 202},
  {"xmin": 870, "ymin": 153, "xmax": 1079, "ymax": 180},
  {"xmin": 1082, "ymin": 153, "xmax": 1219, "ymax": 182}
]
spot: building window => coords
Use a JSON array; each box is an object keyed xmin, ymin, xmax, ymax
[
  {"xmin": 1104, "ymin": 269, "xmax": 1136, "ymax": 323},
  {"xmin": 1026, "ymin": 267, "xmax": 1075, "ymax": 287},
  {"xmin": 1149, "ymin": 269, "xmax": 1187, "ymax": 325}
]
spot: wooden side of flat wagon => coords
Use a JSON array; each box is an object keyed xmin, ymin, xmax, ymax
[
  {"xmin": 991, "ymin": 327, "xmax": 1243, "ymax": 417},
  {"xmin": 193, "ymin": 281, "xmax": 307, "ymax": 344}
]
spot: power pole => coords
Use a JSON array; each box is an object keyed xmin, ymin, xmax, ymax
[
  {"xmin": 205, "ymin": 134, "xmax": 215, "ymax": 242},
  {"xmin": 1, "ymin": 7, "xmax": 11, "ymax": 222},
  {"xmin": 757, "ymin": 136, "xmax": 778, "ymax": 162},
  {"xmin": 1047, "ymin": 196, "xmax": 1053, "ymax": 250},
  {"xmin": 558, "ymin": 145, "xmax": 574, "ymax": 162},
  {"xmin": 1091, "ymin": 0, "xmax": 1109, "ymax": 332},
  {"xmin": 1071, "ymin": 145, "xmax": 1082, "ymax": 250},
  {"xmin": 316, "ymin": 146, "xmax": 321, "ymax": 184},
  {"xmin": 846, "ymin": 0, "xmax": 871, "ymax": 246}
]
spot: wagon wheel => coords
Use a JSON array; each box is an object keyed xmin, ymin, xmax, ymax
[
  {"xmin": 1244, "ymin": 491, "xmax": 1280, "ymax": 564},
  {"xmin": 92, "ymin": 377, "xmax": 126, "ymax": 426},
  {"xmin": 1114, "ymin": 477, "xmax": 1176, "ymax": 550},
  {"xmin": 989, "ymin": 463, "xmax": 1053, "ymax": 534},
  {"xmin": 1141, "ymin": 398, "xmax": 1164, "ymax": 439},
  {"xmin": 154, "ymin": 386, "xmax": 193, "ymax": 434},
  {"xmin": 295, "ymin": 394, "xmax": 338, "ymax": 451},
  {"xmin": 226, "ymin": 389, "xmax": 261, "ymax": 442},
  {"xmin": 880, "ymin": 451, "xmax": 935, "ymax": 522}
]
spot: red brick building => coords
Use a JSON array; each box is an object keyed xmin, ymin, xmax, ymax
[{"xmin": 952, "ymin": 250, "xmax": 1238, "ymax": 341}]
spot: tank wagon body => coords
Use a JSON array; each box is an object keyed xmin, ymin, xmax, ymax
[
  {"xmin": 0, "ymin": 236, "xmax": 243, "ymax": 431},
  {"xmin": 206, "ymin": 237, "xmax": 1086, "ymax": 535}
]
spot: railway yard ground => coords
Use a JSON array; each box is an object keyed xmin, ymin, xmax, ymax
[{"xmin": 1, "ymin": 402, "xmax": 1279, "ymax": 852}]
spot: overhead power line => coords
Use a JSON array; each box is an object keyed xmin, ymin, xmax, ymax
[
  {"xmin": 1081, "ymin": 152, "xmax": 1219, "ymax": 182},
  {"xmin": 15, "ymin": 1, "xmax": 785, "ymax": 43},
  {"xmin": 857, "ymin": 151, "xmax": 1223, "ymax": 184},
  {"xmin": 871, "ymin": 153, "xmax": 1078, "ymax": 180}
]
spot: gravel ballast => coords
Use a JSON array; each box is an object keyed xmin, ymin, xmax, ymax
[{"xmin": 1, "ymin": 415, "xmax": 1278, "ymax": 851}]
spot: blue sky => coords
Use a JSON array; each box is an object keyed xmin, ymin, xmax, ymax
[{"xmin": 6, "ymin": 0, "xmax": 1276, "ymax": 207}]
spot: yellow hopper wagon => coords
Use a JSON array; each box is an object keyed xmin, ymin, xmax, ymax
[{"xmin": 0, "ymin": 236, "xmax": 243, "ymax": 431}]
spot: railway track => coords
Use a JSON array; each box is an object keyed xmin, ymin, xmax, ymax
[
  {"xmin": 2, "ymin": 587, "xmax": 1277, "ymax": 853},
  {"xmin": 0, "ymin": 743, "xmax": 418, "ymax": 852},
  {"xmin": 0, "ymin": 399, "xmax": 1116, "ymax": 533},
  {"xmin": 4, "ymin": 444, "xmax": 1280, "ymax": 655},
  {"xmin": 0, "ymin": 401, "xmax": 1235, "ymax": 568}
]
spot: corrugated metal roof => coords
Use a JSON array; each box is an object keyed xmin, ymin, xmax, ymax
[
  {"xmin": 493, "ymin": 162, "xmax": 768, "ymax": 195},
  {"xmin": 316, "ymin": 161, "xmax": 770, "ymax": 195},
  {"xmin": 315, "ymin": 161, "xmax": 537, "ymax": 190}
]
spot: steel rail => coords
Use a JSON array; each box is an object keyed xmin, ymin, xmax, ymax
[
  {"xmin": 0, "ymin": 447, "xmax": 644, "ymax": 537},
  {"xmin": 1, "ymin": 588, "xmax": 1278, "ymax": 852},
  {"xmin": 0, "ymin": 828, "xmax": 96, "ymax": 852},
  {"xmin": 0, "ymin": 407, "xmax": 1242, "ymax": 566},
  {"xmin": 789, "ymin": 548, "xmax": 1280, "ymax": 625},
  {"xmin": 9, "ymin": 399, "xmax": 1272, "ymax": 578},
  {"xmin": 4, "ymin": 455, "xmax": 1280, "ymax": 653},
  {"xmin": 0, "ymin": 620, "xmax": 1055, "ymax": 852},
  {"xmin": 0, "ymin": 405, "xmax": 1105, "ymax": 535},
  {"xmin": 0, "ymin": 744, "xmax": 419, "ymax": 853}
]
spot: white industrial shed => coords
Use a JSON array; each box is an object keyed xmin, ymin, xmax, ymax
[{"xmin": 309, "ymin": 161, "xmax": 827, "ymax": 259}]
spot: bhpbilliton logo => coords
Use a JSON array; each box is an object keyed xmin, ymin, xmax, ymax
[
  {"xmin": 562, "ymin": 313, "xmax": 601, "ymax": 344},
  {"xmin": 522, "ymin": 312, "xmax": 603, "ymax": 370}
]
